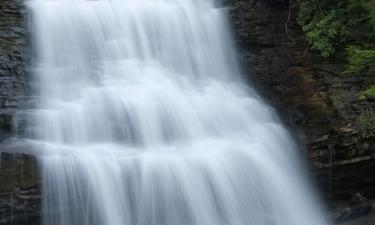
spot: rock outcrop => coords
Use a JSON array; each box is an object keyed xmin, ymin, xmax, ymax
[{"xmin": 329, "ymin": 193, "xmax": 374, "ymax": 224}]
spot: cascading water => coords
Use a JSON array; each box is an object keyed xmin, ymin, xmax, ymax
[{"xmin": 22, "ymin": 0, "xmax": 330, "ymax": 224}]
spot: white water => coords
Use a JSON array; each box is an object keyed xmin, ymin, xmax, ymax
[{"xmin": 24, "ymin": 0, "xmax": 329, "ymax": 225}]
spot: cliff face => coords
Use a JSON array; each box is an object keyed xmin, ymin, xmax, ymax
[
  {"xmin": 0, "ymin": 1, "xmax": 40, "ymax": 225},
  {"xmin": 0, "ymin": 0, "xmax": 28, "ymax": 140},
  {"xmin": 227, "ymin": 0, "xmax": 375, "ymax": 202}
]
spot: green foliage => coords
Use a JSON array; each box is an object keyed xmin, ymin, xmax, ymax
[
  {"xmin": 297, "ymin": 0, "xmax": 369, "ymax": 57},
  {"xmin": 297, "ymin": 0, "xmax": 375, "ymax": 94},
  {"xmin": 358, "ymin": 85, "xmax": 375, "ymax": 101},
  {"xmin": 297, "ymin": 0, "xmax": 375, "ymax": 56},
  {"xmin": 302, "ymin": 13, "xmax": 344, "ymax": 57},
  {"xmin": 348, "ymin": 0, "xmax": 375, "ymax": 30},
  {"xmin": 357, "ymin": 108, "xmax": 375, "ymax": 138},
  {"xmin": 345, "ymin": 46, "xmax": 375, "ymax": 76},
  {"xmin": 299, "ymin": 2, "xmax": 352, "ymax": 57}
]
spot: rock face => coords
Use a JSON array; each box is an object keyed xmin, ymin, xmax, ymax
[
  {"xmin": 0, "ymin": 153, "xmax": 39, "ymax": 193},
  {"xmin": 0, "ymin": 187, "xmax": 40, "ymax": 225},
  {"xmin": 227, "ymin": 0, "xmax": 375, "ymax": 203},
  {"xmin": 0, "ymin": 1, "xmax": 40, "ymax": 224},
  {"xmin": 0, "ymin": 0, "xmax": 29, "ymax": 140},
  {"xmin": 0, "ymin": 153, "xmax": 40, "ymax": 225},
  {"xmin": 331, "ymin": 194, "xmax": 374, "ymax": 224}
]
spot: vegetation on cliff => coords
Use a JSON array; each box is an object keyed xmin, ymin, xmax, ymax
[{"xmin": 296, "ymin": 0, "xmax": 375, "ymax": 97}]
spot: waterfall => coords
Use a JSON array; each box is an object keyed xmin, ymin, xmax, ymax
[{"xmin": 24, "ymin": 0, "xmax": 330, "ymax": 225}]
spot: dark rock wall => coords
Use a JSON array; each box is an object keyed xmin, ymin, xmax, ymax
[
  {"xmin": 227, "ymin": 0, "xmax": 375, "ymax": 201},
  {"xmin": 0, "ymin": 1, "xmax": 40, "ymax": 224},
  {"xmin": 0, "ymin": 153, "xmax": 40, "ymax": 225},
  {"xmin": 0, "ymin": 153, "xmax": 38, "ymax": 193},
  {"xmin": 0, "ymin": 0, "xmax": 28, "ymax": 140}
]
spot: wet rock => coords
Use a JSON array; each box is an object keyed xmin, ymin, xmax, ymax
[
  {"xmin": 0, "ymin": 0, "xmax": 29, "ymax": 140},
  {"xmin": 0, "ymin": 187, "xmax": 41, "ymax": 225},
  {"xmin": 0, "ymin": 152, "xmax": 40, "ymax": 225},
  {"xmin": 0, "ymin": 152, "xmax": 39, "ymax": 193},
  {"xmin": 350, "ymin": 193, "xmax": 369, "ymax": 207},
  {"xmin": 0, "ymin": 1, "xmax": 38, "ymax": 224},
  {"xmin": 334, "ymin": 206, "xmax": 372, "ymax": 224},
  {"xmin": 330, "ymin": 194, "xmax": 373, "ymax": 224}
]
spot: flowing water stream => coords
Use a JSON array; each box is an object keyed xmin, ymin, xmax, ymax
[{"xmin": 22, "ymin": 0, "xmax": 330, "ymax": 224}]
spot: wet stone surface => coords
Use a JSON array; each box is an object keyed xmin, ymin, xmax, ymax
[
  {"xmin": 0, "ymin": 152, "xmax": 40, "ymax": 225},
  {"xmin": 0, "ymin": 0, "xmax": 29, "ymax": 141}
]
